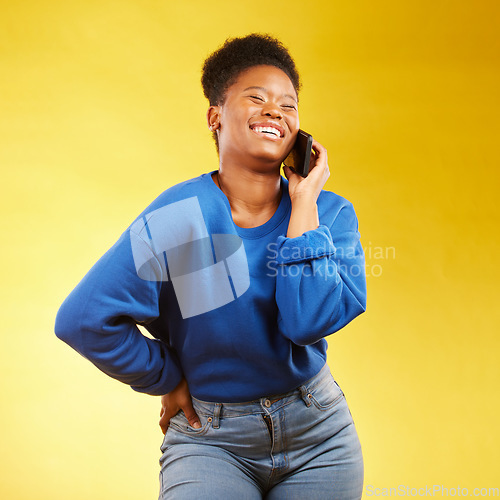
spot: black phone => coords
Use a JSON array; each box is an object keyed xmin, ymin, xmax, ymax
[{"xmin": 283, "ymin": 130, "xmax": 313, "ymax": 177}]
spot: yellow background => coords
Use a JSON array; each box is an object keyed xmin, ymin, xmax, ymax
[{"xmin": 1, "ymin": 1, "xmax": 498, "ymax": 498}]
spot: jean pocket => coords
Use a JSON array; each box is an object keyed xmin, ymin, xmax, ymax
[
  {"xmin": 168, "ymin": 411, "xmax": 211, "ymax": 437},
  {"xmin": 307, "ymin": 375, "xmax": 344, "ymax": 411}
]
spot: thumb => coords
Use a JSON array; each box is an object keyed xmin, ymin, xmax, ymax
[{"xmin": 183, "ymin": 404, "xmax": 201, "ymax": 429}]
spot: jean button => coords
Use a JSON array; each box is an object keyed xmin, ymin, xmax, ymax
[{"xmin": 264, "ymin": 399, "xmax": 271, "ymax": 408}]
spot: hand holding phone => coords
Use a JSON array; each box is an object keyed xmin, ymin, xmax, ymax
[
  {"xmin": 284, "ymin": 134, "xmax": 331, "ymax": 213},
  {"xmin": 282, "ymin": 130, "xmax": 313, "ymax": 177}
]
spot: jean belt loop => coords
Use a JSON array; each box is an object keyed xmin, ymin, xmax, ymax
[
  {"xmin": 299, "ymin": 385, "xmax": 312, "ymax": 407},
  {"xmin": 212, "ymin": 403, "xmax": 222, "ymax": 429}
]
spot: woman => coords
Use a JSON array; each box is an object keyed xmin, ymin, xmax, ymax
[{"xmin": 55, "ymin": 34, "xmax": 366, "ymax": 499}]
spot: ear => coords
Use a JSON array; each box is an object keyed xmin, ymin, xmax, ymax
[{"xmin": 207, "ymin": 105, "xmax": 221, "ymax": 131}]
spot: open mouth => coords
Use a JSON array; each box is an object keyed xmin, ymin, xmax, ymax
[{"xmin": 250, "ymin": 124, "xmax": 284, "ymax": 140}]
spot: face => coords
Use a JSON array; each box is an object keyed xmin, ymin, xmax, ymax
[{"xmin": 208, "ymin": 65, "xmax": 300, "ymax": 169}]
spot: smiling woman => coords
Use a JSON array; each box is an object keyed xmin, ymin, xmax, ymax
[
  {"xmin": 55, "ymin": 33, "xmax": 367, "ymax": 500},
  {"xmin": 212, "ymin": 65, "xmax": 298, "ymax": 160}
]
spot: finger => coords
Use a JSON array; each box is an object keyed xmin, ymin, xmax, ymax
[
  {"xmin": 163, "ymin": 407, "xmax": 179, "ymax": 422},
  {"xmin": 159, "ymin": 414, "xmax": 169, "ymax": 435},
  {"xmin": 311, "ymin": 138, "xmax": 327, "ymax": 158},
  {"xmin": 159, "ymin": 406, "xmax": 180, "ymax": 434},
  {"xmin": 282, "ymin": 164, "xmax": 295, "ymax": 180},
  {"xmin": 310, "ymin": 140, "xmax": 330, "ymax": 176},
  {"xmin": 182, "ymin": 404, "xmax": 202, "ymax": 429}
]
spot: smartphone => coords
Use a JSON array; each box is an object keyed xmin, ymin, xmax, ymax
[{"xmin": 283, "ymin": 130, "xmax": 313, "ymax": 177}]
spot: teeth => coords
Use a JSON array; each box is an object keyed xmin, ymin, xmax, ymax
[{"xmin": 253, "ymin": 126, "xmax": 281, "ymax": 137}]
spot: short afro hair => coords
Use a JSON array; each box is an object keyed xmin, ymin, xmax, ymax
[{"xmin": 201, "ymin": 33, "xmax": 301, "ymax": 106}]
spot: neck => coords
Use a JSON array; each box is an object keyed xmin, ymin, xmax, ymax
[{"xmin": 213, "ymin": 163, "xmax": 282, "ymax": 228}]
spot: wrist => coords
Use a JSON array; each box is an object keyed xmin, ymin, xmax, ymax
[
  {"xmin": 289, "ymin": 192, "xmax": 317, "ymax": 207},
  {"xmin": 286, "ymin": 200, "xmax": 319, "ymax": 238}
]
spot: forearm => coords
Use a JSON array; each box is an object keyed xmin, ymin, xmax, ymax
[
  {"xmin": 276, "ymin": 252, "xmax": 366, "ymax": 345},
  {"xmin": 55, "ymin": 230, "xmax": 182, "ymax": 396},
  {"xmin": 277, "ymin": 203, "xmax": 367, "ymax": 345}
]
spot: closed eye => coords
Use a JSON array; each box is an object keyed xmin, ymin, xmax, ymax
[{"xmin": 249, "ymin": 95, "xmax": 265, "ymax": 102}]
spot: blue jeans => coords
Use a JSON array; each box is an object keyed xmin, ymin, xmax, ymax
[{"xmin": 159, "ymin": 364, "xmax": 363, "ymax": 499}]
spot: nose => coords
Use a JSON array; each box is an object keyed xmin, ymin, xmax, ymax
[{"xmin": 261, "ymin": 101, "xmax": 283, "ymax": 119}]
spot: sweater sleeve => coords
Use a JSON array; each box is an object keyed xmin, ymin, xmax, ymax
[
  {"xmin": 54, "ymin": 229, "xmax": 183, "ymax": 396},
  {"xmin": 275, "ymin": 201, "xmax": 366, "ymax": 346}
]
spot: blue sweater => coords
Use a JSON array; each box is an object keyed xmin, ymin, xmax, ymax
[{"xmin": 55, "ymin": 171, "xmax": 366, "ymax": 402}]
